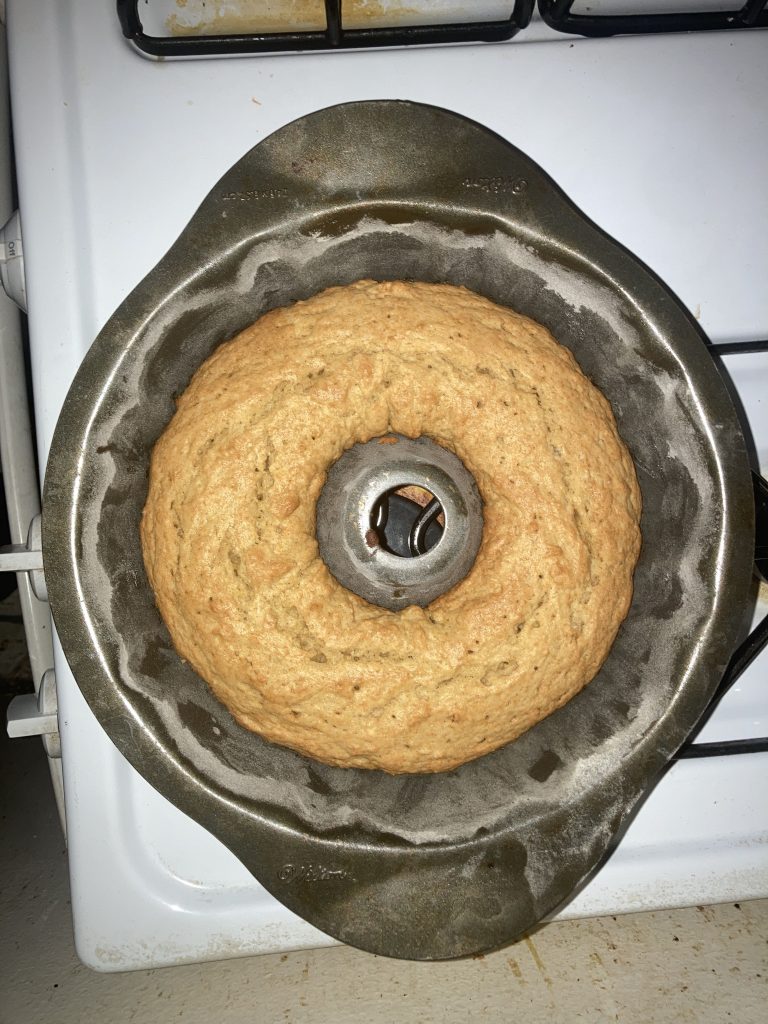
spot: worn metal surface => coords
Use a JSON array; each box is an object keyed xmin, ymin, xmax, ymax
[
  {"xmin": 42, "ymin": 102, "xmax": 754, "ymax": 960},
  {"xmin": 316, "ymin": 434, "xmax": 483, "ymax": 610}
]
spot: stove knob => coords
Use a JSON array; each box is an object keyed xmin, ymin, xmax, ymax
[{"xmin": 0, "ymin": 209, "xmax": 27, "ymax": 312}]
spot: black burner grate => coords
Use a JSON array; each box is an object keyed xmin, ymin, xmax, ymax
[
  {"xmin": 118, "ymin": 1, "xmax": 768, "ymax": 57},
  {"xmin": 678, "ymin": 338, "xmax": 768, "ymax": 759},
  {"xmin": 116, "ymin": 1, "xmax": 534, "ymax": 58},
  {"xmin": 539, "ymin": 0, "xmax": 768, "ymax": 37}
]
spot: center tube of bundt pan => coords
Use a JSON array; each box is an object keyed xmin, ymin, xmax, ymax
[{"xmin": 316, "ymin": 434, "xmax": 483, "ymax": 611}]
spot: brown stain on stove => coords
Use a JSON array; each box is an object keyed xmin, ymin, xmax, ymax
[
  {"xmin": 507, "ymin": 957, "xmax": 525, "ymax": 982},
  {"xmin": 523, "ymin": 935, "xmax": 553, "ymax": 989},
  {"xmin": 396, "ymin": 484, "xmax": 431, "ymax": 507},
  {"xmin": 168, "ymin": 0, "xmax": 326, "ymax": 34},
  {"xmin": 167, "ymin": 1, "xmax": 421, "ymax": 35}
]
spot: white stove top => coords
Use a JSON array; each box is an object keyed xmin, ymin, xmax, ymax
[{"xmin": 7, "ymin": 0, "xmax": 768, "ymax": 970}]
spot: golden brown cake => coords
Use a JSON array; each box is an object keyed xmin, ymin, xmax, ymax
[{"xmin": 141, "ymin": 280, "xmax": 641, "ymax": 773}]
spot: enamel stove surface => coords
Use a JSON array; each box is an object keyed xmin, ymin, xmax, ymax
[{"xmin": 7, "ymin": 0, "xmax": 768, "ymax": 970}]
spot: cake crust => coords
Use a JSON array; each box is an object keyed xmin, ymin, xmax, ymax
[{"xmin": 141, "ymin": 281, "xmax": 641, "ymax": 773}]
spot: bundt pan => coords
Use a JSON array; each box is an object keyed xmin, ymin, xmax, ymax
[{"xmin": 43, "ymin": 101, "xmax": 754, "ymax": 960}]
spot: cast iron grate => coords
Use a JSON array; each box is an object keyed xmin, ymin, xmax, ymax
[
  {"xmin": 116, "ymin": 1, "xmax": 534, "ymax": 58},
  {"xmin": 539, "ymin": 0, "xmax": 768, "ymax": 37},
  {"xmin": 117, "ymin": 1, "xmax": 767, "ymax": 57},
  {"xmin": 677, "ymin": 337, "xmax": 768, "ymax": 759}
]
